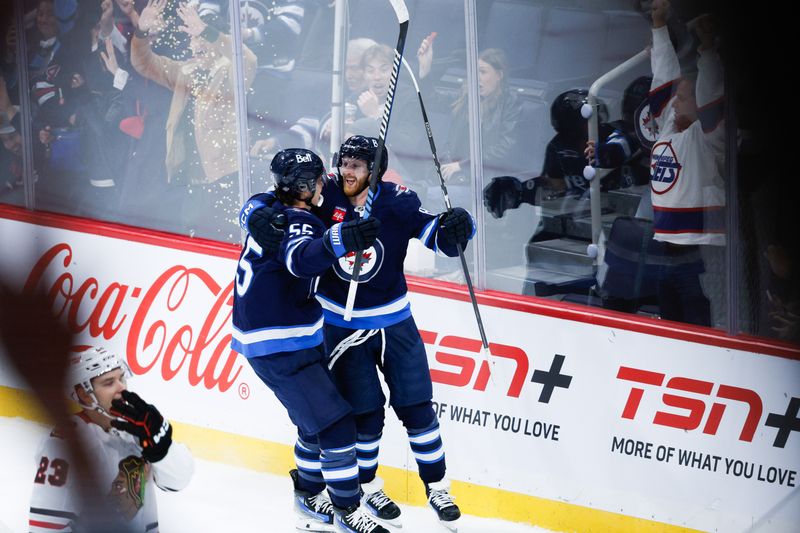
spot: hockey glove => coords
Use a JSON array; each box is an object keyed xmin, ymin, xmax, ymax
[
  {"xmin": 437, "ymin": 207, "xmax": 474, "ymax": 248},
  {"xmin": 247, "ymin": 207, "xmax": 288, "ymax": 255},
  {"xmin": 110, "ymin": 390, "xmax": 172, "ymax": 463},
  {"xmin": 323, "ymin": 217, "xmax": 381, "ymax": 257},
  {"xmin": 483, "ymin": 176, "xmax": 522, "ymax": 219}
]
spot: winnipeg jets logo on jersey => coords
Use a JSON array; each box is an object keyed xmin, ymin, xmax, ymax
[
  {"xmin": 650, "ymin": 141, "xmax": 682, "ymax": 195},
  {"xmin": 333, "ymin": 240, "xmax": 385, "ymax": 282},
  {"xmin": 394, "ymin": 184, "xmax": 410, "ymax": 196},
  {"xmin": 635, "ymin": 100, "xmax": 658, "ymax": 150}
]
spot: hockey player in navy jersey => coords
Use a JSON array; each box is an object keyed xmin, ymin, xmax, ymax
[
  {"xmin": 313, "ymin": 135, "xmax": 475, "ymax": 530},
  {"xmin": 233, "ymin": 148, "xmax": 388, "ymax": 533}
]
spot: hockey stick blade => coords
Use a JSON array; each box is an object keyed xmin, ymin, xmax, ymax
[{"xmin": 343, "ymin": 0, "xmax": 409, "ymax": 321}]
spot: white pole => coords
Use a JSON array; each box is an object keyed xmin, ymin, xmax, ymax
[
  {"xmin": 329, "ymin": 0, "xmax": 348, "ymax": 159},
  {"xmin": 585, "ymin": 49, "xmax": 650, "ymax": 260}
]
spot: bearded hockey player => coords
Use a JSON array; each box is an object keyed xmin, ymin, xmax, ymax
[{"xmin": 315, "ymin": 136, "xmax": 474, "ymax": 530}]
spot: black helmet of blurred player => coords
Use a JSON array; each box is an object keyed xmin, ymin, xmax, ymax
[
  {"xmin": 551, "ymin": 89, "xmax": 588, "ymax": 135},
  {"xmin": 622, "ymin": 76, "xmax": 652, "ymax": 125},
  {"xmin": 550, "ymin": 89, "xmax": 608, "ymax": 138},
  {"xmin": 270, "ymin": 148, "xmax": 325, "ymax": 206},
  {"xmin": 336, "ymin": 135, "xmax": 388, "ymax": 181}
]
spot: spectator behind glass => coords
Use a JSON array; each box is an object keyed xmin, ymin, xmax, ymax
[
  {"xmin": 417, "ymin": 41, "xmax": 526, "ymax": 184},
  {"xmin": 27, "ymin": 0, "xmax": 85, "ymax": 182},
  {"xmin": 0, "ymin": 111, "xmax": 25, "ymax": 194},
  {"xmin": 646, "ymin": 0, "xmax": 725, "ymax": 327},
  {"xmin": 127, "ymin": 0, "xmax": 256, "ymax": 240},
  {"xmin": 339, "ymin": 43, "xmax": 421, "ymax": 184},
  {"xmin": 249, "ymin": 37, "xmax": 379, "ymax": 164},
  {"xmin": 345, "ymin": 38, "xmax": 377, "ymax": 95},
  {"xmin": 240, "ymin": 0, "xmax": 306, "ymax": 140},
  {"xmin": 0, "ymin": 20, "xmax": 19, "ymax": 107},
  {"xmin": 69, "ymin": 0, "xmax": 135, "ymax": 190}
]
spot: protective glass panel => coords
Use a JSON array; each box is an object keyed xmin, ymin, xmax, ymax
[
  {"xmin": 478, "ymin": 0, "xmax": 729, "ymax": 331},
  {"xmin": 1, "ymin": 4, "xmax": 25, "ymax": 206},
  {"xmin": 239, "ymin": 0, "xmax": 469, "ymax": 280},
  {"xmin": 21, "ymin": 0, "xmax": 243, "ymax": 242}
]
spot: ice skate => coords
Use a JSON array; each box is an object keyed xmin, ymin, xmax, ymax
[
  {"xmin": 425, "ymin": 479, "xmax": 461, "ymax": 531},
  {"xmin": 360, "ymin": 476, "xmax": 402, "ymax": 527},
  {"xmin": 291, "ymin": 469, "xmax": 336, "ymax": 532},
  {"xmin": 333, "ymin": 502, "xmax": 390, "ymax": 533}
]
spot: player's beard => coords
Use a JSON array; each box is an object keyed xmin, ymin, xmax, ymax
[{"xmin": 342, "ymin": 173, "xmax": 369, "ymax": 198}]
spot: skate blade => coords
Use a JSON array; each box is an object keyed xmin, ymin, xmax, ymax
[
  {"xmin": 295, "ymin": 517, "xmax": 336, "ymax": 532},
  {"xmin": 437, "ymin": 520, "xmax": 458, "ymax": 532},
  {"xmin": 370, "ymin": 514, "xmax": 403, "ymax": 529}
]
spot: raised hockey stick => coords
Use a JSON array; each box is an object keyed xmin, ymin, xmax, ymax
[
  {"xmin": 398, "ymin": 55, "xmax": 491, "ymax": 355},
  {"xmin": 343, "ymin": 0, "xmax": 409, "ymax": 321}
]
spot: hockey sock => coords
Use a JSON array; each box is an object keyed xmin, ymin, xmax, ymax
[
  {"xmin": 294, "ymin": 434, "xmax": 325, "ymax": 494},
  {"xmin": 355, "ymin": 409, "xmax": 385, "ymax": 483},
  {"xmin": 395, "ymin": 402, "xmax": 446, "ymax": 483},
  {"xmin": 318, "ymin": 413, "xmax": 360, "ymax": 509}
]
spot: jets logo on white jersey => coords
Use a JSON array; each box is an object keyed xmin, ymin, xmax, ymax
[
  {"xmin": 333, "ymin": 240, "xmax": 385, "ymax": 283},
  {"xmin": 650, "ymin": 141, "xmax": 682, "ymax": 195}
]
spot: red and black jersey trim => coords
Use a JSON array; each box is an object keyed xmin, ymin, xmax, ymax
[{"xmin": 29, "ymin": 507, "xmax": 78, "ymax": 530}]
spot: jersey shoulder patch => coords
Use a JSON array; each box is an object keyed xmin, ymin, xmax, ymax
[{"xmin": 392, "ymin": 183, "xmax": 411, "ymax": 196}]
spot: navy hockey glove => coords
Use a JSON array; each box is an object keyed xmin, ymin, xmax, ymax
[
  {"xmin": 437, "ymin": 207, "xmax": 474, "ymax": 248},
  {"xmin": 110, "ymin": 390, "xmax": 172, "ymax": 463},
  {"xmin": 324, "ymin": 217, "xmax": 381, "ymax": 257},
  {"xmin": 247, "ymin": 207, "xmax": 288, "ymax": 255}
]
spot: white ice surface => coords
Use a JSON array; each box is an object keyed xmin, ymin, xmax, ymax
[{"xmin": 0, "ymin": 416, "xmax": 551, "ymax": 533}]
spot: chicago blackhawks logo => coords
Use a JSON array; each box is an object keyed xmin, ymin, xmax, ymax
[
  {"xmin": 650, "ymin": 141, "xmax": 682, "ymax": 195},
  {"xmin": 333, "ymin": 240, "xmax": 385, "ymax": 283}
]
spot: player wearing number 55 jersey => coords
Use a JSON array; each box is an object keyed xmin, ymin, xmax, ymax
[
  {"xmin": 233, "ymin": 148, "xmax": 389, "ymax": 533},
  {"xmin": 29, "ymin": 346, "xmax": 194, "ymax": 533}
]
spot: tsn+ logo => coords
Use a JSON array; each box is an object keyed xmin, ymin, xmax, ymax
[
  {"xmin": 419, "ymin": 330, "xmax": 572, "ymax": 404},
  {"xmin": 617, "ymin": 366, "xmax": 799, "ymax": 449}
]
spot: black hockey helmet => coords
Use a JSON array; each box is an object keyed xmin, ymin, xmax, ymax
[
  {"xmin": 550, "ymin": 89, "xmax": 588, "ymax": 134},
  {"xmin": 335, "ymin": 135, "xmax": 388, "ymax": 179},
  {"xmin": 270, "ymin": 148, "xmax": 325, "ymax": 205},
  {"xmin": 622, "ymin": 76, "xmax": 652, "ymax": 125}
]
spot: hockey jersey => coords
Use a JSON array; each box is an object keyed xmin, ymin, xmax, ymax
[
  {"xmin": 649, "ymin": 25, "xmax": 725, "ymax": 246},
  {"xmin": 312, "ymin": 175, "xmax": 474, "ymax": 329},
  {"xmin": 29, "ymin": 411, "xmax": 193, "ymax": 533},
  {"xmin": 232, "ymin": 199, "xmax": 339, "ymax": 357}
]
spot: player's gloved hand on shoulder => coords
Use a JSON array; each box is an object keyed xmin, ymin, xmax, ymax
[
  {"xmin": 324, "ymin": 217, "xmax": 381, "ymax": 257},
  {"xmin": 483, "ymin": 176, "xmax": 535, "ymax": 218},
  {"xmin": 437, "ymin": 207, "xmax": 474, "ymax": 247},
  {"xmin": 248, "ymin": 207, "xmax": 288, "ymax": 254},
  {"xmin": 110, "ymin": 390, "xmax": 173, "ymax": 463}
]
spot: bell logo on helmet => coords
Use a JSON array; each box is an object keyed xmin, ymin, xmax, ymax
[{"xmin": 295, "ymin": 152, "xmax": 313, "ymax": 164}]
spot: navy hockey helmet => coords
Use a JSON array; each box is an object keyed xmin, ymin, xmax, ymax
[
  {"xmin": 270, "ymin": 148, "xmax": 325, "ymax": 205},
  {"xmin": 622, "ymin": 76, "xmax": 652, "ymax": 125},
  {"xmin": 335, "ymin": 135, "xmax": 388, "ymax": 179}
]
